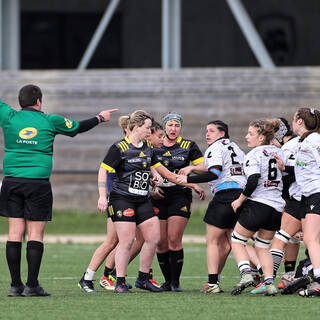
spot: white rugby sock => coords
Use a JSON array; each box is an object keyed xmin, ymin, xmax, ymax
[{"xmin": 84, "ymin": 268, "xmax": 95, "ymax": 281}]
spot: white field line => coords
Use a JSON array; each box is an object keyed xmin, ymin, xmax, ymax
[{"xmin": 0, "ymin": 234, "xmax": 206, "ymax": 244}]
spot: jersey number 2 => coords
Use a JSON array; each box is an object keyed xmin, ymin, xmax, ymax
[{"xmin": 228, "ymin": 146, "xmax": 239, "ymax": 165}]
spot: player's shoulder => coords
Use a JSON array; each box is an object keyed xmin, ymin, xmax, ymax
[
  {"xmin": 115, "ymin": 136, "xmax": 131, "ymax": 152},
  {"xmin": 177, "ymin": 136, "xmax": 195, "ymax": 149}
]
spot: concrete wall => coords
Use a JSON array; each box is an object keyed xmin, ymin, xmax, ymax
[{"xmin": 1, "ymin": 67, "xmax": 320, "ymax": 210}]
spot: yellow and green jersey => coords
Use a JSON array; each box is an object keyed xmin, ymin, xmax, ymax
[{"xmin": 0, "ymin": 100, "xmax": 79, "ymax": 179}]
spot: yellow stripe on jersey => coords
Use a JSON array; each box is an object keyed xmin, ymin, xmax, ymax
[
  {"xmin": 177, "ymin": 136, "xmax": 182, "ymax": 143},
  {"xmin": 192, "ymin": 157, "xmax": 204, "ymax": 165},
  {"xmin": 150, "ymin": 162, "xmax": 162, "ymax": 169},
  {"xmin": 118, "ymin": 141, "xmax": 129, "ymax": 151},
  {"xmin": 147, "ymin": 140, "xmax": 153, "ymax": 148},
  {"xmin": 180, "ymin": 140, "xmax": 191, "ymax": 149},
  {"xmin": 125, "ymin": 136, "xmax": 131, "ymax": 144},
  {"xmin": 100, "ymin": 163, "xmax": 116, "ymax": 173},
  {"xmin": 117, "ymin": 142, "xmax": 125, "ymax": 152}
]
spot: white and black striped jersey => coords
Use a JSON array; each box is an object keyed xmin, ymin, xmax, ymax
[
  {"xmin": 204, "ymin": 138, "xmax": 246, "ymax": 194},
  {"xmin": 244, "ymin": 145, "xmax": 286, "ymax": 212},
  {"xmin": 295, "ymin": 132, "xmax": 320, "ymax": 197},
  {"xmin": 281, "ymin": 136, "xmax": 301, "ymax": 201}
]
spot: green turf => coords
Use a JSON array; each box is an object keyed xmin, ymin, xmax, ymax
[
  {"xmin": 0, "ymin": 243, "xmax": 318, "ymax": 320},
  {"xmin": 0, "ymin": 208, "xmax": 207, "ymax": 235}
]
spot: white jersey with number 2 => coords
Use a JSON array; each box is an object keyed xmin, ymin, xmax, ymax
[{"xmin": 204, "ymin": 138, "xmax": 246, "ymax": 194}]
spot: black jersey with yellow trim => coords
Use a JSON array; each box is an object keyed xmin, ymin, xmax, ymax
[
  {"xmin": 153, "ymin": 136, "xmax": 204, "ymax": 191},
  {"xmin": 100, "ymin": 136, "xmax": 161, "ymax": 198}
]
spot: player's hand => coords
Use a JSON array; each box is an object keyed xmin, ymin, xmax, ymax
[
  {"xmin": 178, "ymin": 166, "xmax": 193, "ymax": 176},
  {"xmin": 97, "ymin": 196, "xmax": 108, "ymax": 213},
  {"xmin": 99, "ymin": 109, "xmax": 118, "ymax": 122},
  {"xmin": 193, "ymin": 184, "xmax": 205, "ymax": 200},
  {"xmin": 272, "ymin": 153, "xmax": 285, "ymax": 171},
  {"xmin": 231, "ymin": 199, "xmax": 242, "ymax": 213},
  {"xmin": 150, "ymin": 187, "xmax": 165, "ymax": 200},
  {"xmin": 176, "ymin": 174, "xmax": 187, "ymax": 184},
  {"xmin": 152, "ymin": 171, "xmax": 163, "ymax": 186}
]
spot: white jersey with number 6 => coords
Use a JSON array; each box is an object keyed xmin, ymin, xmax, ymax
[
  {"xmin": 204, "ymin": 138, "xmax": 246, "ymax": 194},
  {"xmin": 244, "ymin": 145, "xmax": 286, "ymax": 212},
  {"xmin": 295, "ymin": 132, "xmax": 320, "ymax": 197}
]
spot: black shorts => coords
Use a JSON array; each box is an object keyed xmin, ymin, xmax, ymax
[
  {"xmin": 0, "ymin": 177, "xmax": 53, "ymax": 221},
  {"xmin": 237, "ymin": 199, "xmax": 282, "ymax": 232},
  {"xmin": 204, "ymin": 189, "xmax": 242, "ymax": 229},
  {"xmin": 285, "ymin": 198, "xmax": 305, "ymax": 221},
  {"xmin": 303, "ymin": 193, "xmax": 320, "ymax": 218},
  {"xmin": 108, "ymin": 193, "xmax": 156, "ymax": 225},
  {"xmin": 151, "ymin": 189, "xmax": 192, "ymax": 220}
]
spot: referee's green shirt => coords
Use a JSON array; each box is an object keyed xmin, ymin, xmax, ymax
[{"xmin": 0, "ymin": 100, "xmax": 79, "ymax": 179}]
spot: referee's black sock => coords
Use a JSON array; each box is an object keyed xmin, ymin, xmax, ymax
[
  {"xmin": 157, "ymin": 251, "xmax": 171, "ymax": 283},
  {"xmin": 169, "ymin": 249, "xmax": 184, "ymax": 285},
  {"xmin": 103, "ymin": 266, "xmax": 114, "ymax": 278},
  {"xmin": 6, "ymin": 241, "xmax": 23, "ymax": 287},
  {"xmin": 26, "ymin": 241, "xmax": 44, "ymax": 288}
]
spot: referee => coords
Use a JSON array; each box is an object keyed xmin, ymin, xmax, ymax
[{"xmin": 0, "ymin": 84, "xmax": 117, "ymax": 297}]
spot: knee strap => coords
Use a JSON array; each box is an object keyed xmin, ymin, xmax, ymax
[
  {"xmin": 275, "ymin": 229, "xmax": 291, "ymax": 244},
  {"xmin": 255, "ymin": 236, "xmax": 272, "ymax": 249},
  {"xmin": 231, "ymin": 231, "xmax": 249, "ymax": 245}
]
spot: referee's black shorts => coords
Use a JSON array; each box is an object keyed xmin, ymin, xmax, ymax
[
  {"xmin": 0, "ymin": 177, "xmax": 53, "ymax": 221},
  {"xmin": 204, "ymin": 189, "xmax": 242, "ymax": 229}
]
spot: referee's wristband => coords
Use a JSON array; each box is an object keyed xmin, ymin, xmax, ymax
[{"xmin": 98, "ymin": 114, "xmax": 105, "ymax": 123}]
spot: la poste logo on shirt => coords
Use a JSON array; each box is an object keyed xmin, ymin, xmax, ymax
[
  {"xmin": 64, "ymin": 118, "xmax": 73, "ymax": 128},
  {"xmin": 19, "ymin": 127, "xmax": 38, "ymax": 139}
]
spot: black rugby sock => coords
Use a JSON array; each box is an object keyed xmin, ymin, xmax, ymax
[
  {"xmin": 157, "ymin": 252, "xmax": 171, "ymax": 282},
  {"xmin": 148, "ymin": 268, "xmax": 153, "ymax": 280},
  {"xmin": 284, "ymin": 261, "xmax": 296, "ymax": 273},
  {"xmin": 6, "ymin": 241, "xmax": 23, "ymax": 287},
  {"xmin": 26, "ymin": 241, "xmax": 44, "ymax": 287},
  {"xmin": 103, "ymin": 266, "xmax": 113, "ymax": 278},
  {"xmin": 169, "ymin": 249, "xmax": 184, "ymax": 285}
]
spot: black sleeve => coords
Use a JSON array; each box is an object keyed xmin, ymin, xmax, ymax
[
  {"xmin": 243, "ymin": 173, "xmax": 260, "ymax": 197},
  {"xmin": 101, "ymin": 144, "xmax": 121, "ymax": 171},
  {"xmin": 77, "ymin": 117, "xmax": 99, "ymax": 133},
  {"xmin": 284, "ymin": 166, "xmax": 294, "ymax": 175},
  {"xmin": 282, "ymin": 170, "xmax": 296, "ymax": 199},
  {"xmin": 187, "ymin": 165, "xmax": 222, "ymax": 183}
]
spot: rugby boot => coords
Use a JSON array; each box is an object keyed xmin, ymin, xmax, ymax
[
  {"xmin": 135, "ymin": 279, "xmax": 163, "ymax": 292},
  {"xmin": 21, "ymin": 285, "xmax": 50, "ymax": 297},
  {"xmin": 200, "ymin": 283, "xmax": 223, "ymax": 293},
  {"xmin": 99, "ymin": 275, "xmax": 115, "ymax": 291},
  {"xmin": 8, "ymin": 284, "xmax": 25, "ymax": 297},
  {"xmin": 264, "ymin": 283, "xmax": 277, "ymax": 296},
  {"xmin": 281, "ymin": 275, "xmax": 313, "ymax": 295},
  {"xmin": 78, "ymin": 275, "xmax": 98, "ymax": 293},
  {"xmin": 299, "ymin": 285, "xmax": 320, "ymax": 297},
  {"xmin": 171, "ymin": 281, "xmax": 183, "ymax": 292},
  {"xmin": 160, "ymin": 281, "xmax": 172, "ymax": 291},
  {"xmin": 114, "ymin": 283, "xmax": 132, "ymax": 294},
  {"xmin": 231, "ymin": 273, "xmax": 254, "ymax": 295}
]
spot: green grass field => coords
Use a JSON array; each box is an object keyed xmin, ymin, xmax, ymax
[
  {"xmin": 0, "ymin": 208, "xmax": 207, "ymax": 235},
  {"xmin": 0, "ymin": 242, "xmax": 319, "ymax": 320}
]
